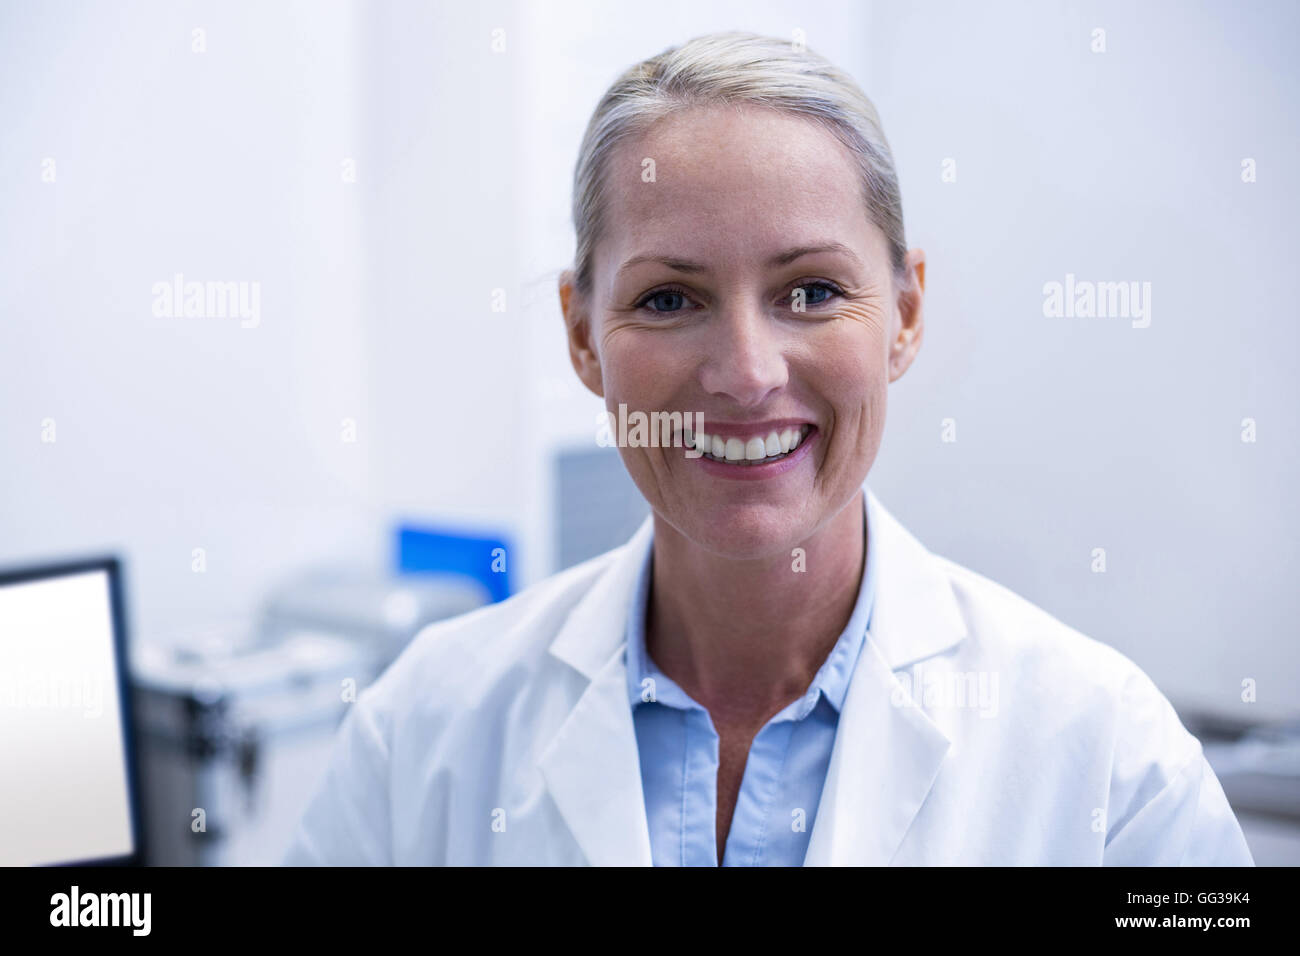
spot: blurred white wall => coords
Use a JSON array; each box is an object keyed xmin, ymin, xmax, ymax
[
  {"xmin": 2, "ymin": 0, "xmax": 1295, "ymax": 722},
  {"xmin": 356, "ymin": 0, "xmax": 530, "ymax": 563},
  {"xmin": 0, "ymin": 0, "xmax": 380, "ymax": 652},
  {"xmin": 859, "ymin": 0, "xmax": 1300, "ymax": 720}
]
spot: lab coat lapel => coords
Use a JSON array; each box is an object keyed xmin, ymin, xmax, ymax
[
  {"xmin": 804, "ymin": 487, "xmax": 968, "ymax": 865},
  {"xmin": 540, "ymin": 517, "xmax": 655, "ymax": 866},
  {"xmin": 539, "ymin": 485, "xmax": 967, "ymax": 866}
]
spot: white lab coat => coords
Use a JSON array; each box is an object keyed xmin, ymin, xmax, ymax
[{"xmin": 284, "ymin": 485, "xmax": 1254, "ymax": 866}]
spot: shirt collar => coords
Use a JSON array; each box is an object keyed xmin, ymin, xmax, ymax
[{"xmin": 625, "ymin": 488, "xmax": 878, "ymax": 718}]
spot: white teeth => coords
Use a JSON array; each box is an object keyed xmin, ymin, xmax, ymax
[{"xmin": 690, "ymin": 425, "xmax": 812, "ymax": 464}]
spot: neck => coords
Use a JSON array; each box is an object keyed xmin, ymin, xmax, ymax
[{"xmin": 646, "ymin": 489, "xmax": 866, "ymax": 727}]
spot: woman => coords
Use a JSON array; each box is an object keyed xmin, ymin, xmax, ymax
[{"xmin": 287, "ymin": 31, "xmax": 1252, "ymax": 866}]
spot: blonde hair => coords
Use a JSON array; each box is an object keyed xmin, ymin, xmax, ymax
[{"xmin": 568, "ymin": 30, "xmax": 910, "ymax": 299}]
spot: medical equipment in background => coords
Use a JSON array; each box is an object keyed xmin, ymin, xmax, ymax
[
  {"xmin": 133, "ymin": 623, "xmax": 369, "ymax": 866},
  {"xmin": 1192, "ymin": 712, "xmax": 1300, "ymax": 821},
  {"xmin": 0, "ymin": 557, "xmax": 142, "ymax": 867},
  {"xmin": 260, "ymin": 565, "xmax": 491, "ymax": 661},
  {"xmin": 133, "ymin": 561, "xmax": 492, "ymax": 866},
  {"xmin": 395, "ymin": 522, "xmax": 513, "ymax": 602},
  {"xmin": 1187, "ymin": 711, "xmax": 1300, "ymax": 864},
  {"xmin": 554, "ymin": 445, "xmax": 649, "ymax": 571}
]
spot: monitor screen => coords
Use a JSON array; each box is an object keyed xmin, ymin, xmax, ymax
[{"xmin": 0, "ymin": 560, "xmax": 139, "ymax": 865}]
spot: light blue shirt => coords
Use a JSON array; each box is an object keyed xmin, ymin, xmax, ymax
[{"xmin": 624, "ymin": 490, "xmax": 877, "ymax": 866}]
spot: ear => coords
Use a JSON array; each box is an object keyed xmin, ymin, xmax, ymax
[
  {"xmin": 558, "ymin": 269, "xmax": 605, "ymax": 398},
  {"xmin": 887, "ymin": 248, "xmax": 925, "ymax": 383}
]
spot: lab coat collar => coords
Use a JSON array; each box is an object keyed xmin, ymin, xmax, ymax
[{"xmin": 540, "ymin": 483, "xmax": 967, "ymax": 865}]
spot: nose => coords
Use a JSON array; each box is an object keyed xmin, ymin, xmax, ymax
[{"xmin": 697, "ymin": 301, "xmax": 789, "ymax": 407}]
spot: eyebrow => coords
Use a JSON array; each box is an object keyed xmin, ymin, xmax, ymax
[{"xmin": 616, "ymin": 242, "xmax": 863, "ymax": 277}]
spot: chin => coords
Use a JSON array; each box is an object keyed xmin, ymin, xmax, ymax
[{"xmin": 678, "ymin": 505, "xmax": 811, "ymax": 562}]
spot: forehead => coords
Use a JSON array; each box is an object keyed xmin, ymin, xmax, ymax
[{"xmin": 595, "ymin": 104, "xmax": 878, "ymax": 286}]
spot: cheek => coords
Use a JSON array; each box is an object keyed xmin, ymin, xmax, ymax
[
  {"xmin": 798, "ymin": 309, "xmax": 890, "ymax": 478},
  {"xmin": 600, "ymin": 329, "xmax": 691, "ymax": 404},
  {"xmin": 802, "ymin": 306, "xmax": 891, "ymax": 405}
]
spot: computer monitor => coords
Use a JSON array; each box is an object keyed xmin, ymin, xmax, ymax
[{"xmin": 0, "ymin": 557, "xmax": 143, "ymax": 865}]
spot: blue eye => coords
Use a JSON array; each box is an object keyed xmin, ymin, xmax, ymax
[
  {"xmin": 792, "ymin": 282, "xmax": 841, "ymax": 307},
  {"xmin": 641, "ymin": 290, "xmax": 687, "ymax": 313},
  {"xmin": 635, "ymin": 281, "xmax": 843, "ymax": 315}
]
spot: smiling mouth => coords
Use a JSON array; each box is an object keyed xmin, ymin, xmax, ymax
[{"xmin": 684, "ymin": 424, "xmax": 814, "ymax": 465}]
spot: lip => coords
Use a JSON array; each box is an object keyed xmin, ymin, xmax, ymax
[
  {"xmin": 690, "ymin": 426, "xmax": 818, "ymax": 480},
  {"xmin": 688, "ymin": 418, "xmax": 814, "ymax": 440}
]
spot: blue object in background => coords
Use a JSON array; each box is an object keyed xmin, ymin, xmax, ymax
[{"xmin": 396, "ymin": 525, "xmax": 512, "ymax": 604}]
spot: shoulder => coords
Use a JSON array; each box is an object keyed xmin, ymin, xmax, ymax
[
  {"xmin": 916, "ymin": 551, "xmax": 1250, "ymax": 864},
  {"xmin": 936, "ymin": 554, "xmax": 1174, "ymax": 695},
  {"xmin": 929, "ymin": 552, "xmax": 1202, "ymax": 772}
]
